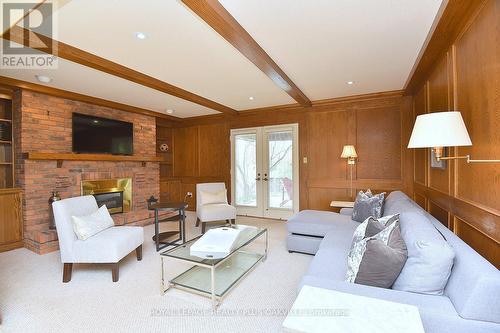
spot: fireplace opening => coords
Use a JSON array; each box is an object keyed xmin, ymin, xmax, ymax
[
  {"xmin": 81, "ymin": 178, "xmax": 132, "ymax": 214},
  {"xmin": 93, "ymin": 191, "xmax": 124, "ymax": 214}
]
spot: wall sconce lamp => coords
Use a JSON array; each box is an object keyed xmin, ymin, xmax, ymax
[
  {"xmin": 341, "ymin": 145, "xmax": 358, "ymax": 198},
  {"xmin": 408, "ymin": 111, "xmax": 500, "ymax": 164}
]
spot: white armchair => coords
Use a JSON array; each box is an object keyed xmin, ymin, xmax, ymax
[
  {"xmin": 52, "ymin": 195, "xmax": 144, "ymax": 282},
  {"xmin": 196, "ymin": 183, "xmax": 236, "ymax": 234}
]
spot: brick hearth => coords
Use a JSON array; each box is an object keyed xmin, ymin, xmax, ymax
[{"xmin": 14, "ymin": 90, "xmax": 163, "ymax": 254}]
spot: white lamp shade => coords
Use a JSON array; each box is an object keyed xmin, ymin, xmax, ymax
[
  {"xmin": 341, "ymin": 145, "xmax": 357, "ymax": 158},
  {"xmin": 408, "ymin": 111, "xmax": 472, "ymax": 148}
]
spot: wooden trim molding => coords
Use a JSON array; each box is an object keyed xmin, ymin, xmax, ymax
[
  {"xmin": 2, "ymin": 25, "xmax": 238, "ymax": 116},
  {"xmin": 404, "ymin": 0, "xmax": 486, "ymax": 94},
  {"xmin": 181, "ymin": 0, "xmax": 311, "ymax": 107},
  {"xmin": 0, "ymin": 76, "xmax": 180, "ymax": 121},
  {"xmin": 414, "ymin": 182, "xmax": 500, "ymax": 243},
  {"xmin": 178, "ymin": 90, "xmax": 405, "ymax": 126}
]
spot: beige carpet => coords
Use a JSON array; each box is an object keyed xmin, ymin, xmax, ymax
[{"xmin": 0, "ymin": 213, "xmax": 312, "ymax": 333}]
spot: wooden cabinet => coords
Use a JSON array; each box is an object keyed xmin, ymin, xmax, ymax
[
  {"xmin": 0, "ymin": 188, "xmax": 23, "ymax": 252},
  {"xmin": 0, "ymin": 98, "xmax": 14, "ymax": 189}
]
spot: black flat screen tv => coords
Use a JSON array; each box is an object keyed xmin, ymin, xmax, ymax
[{"xmin": 72, "ymin": 113, "xmax": 133, "ymax": 155}]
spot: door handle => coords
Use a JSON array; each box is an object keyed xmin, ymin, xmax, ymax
[
  {"xmin": 255, "ymin": 177, "xmax": 261, "ymax": 181},
  {"xmin": 263, "ymin": 177, "xmax": 268, "ymax": 181}
]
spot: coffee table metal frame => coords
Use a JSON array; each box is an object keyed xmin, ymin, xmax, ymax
[{"xmin": 160, "ymin": 227, "xmax": 268, "ymax": 309}]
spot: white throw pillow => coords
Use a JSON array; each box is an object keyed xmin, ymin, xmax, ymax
[
  {"xmin": 200, "ymin": 189, "xmax": 227, "ymax": 205},
  {"xmin": 71, "ymin": 205, "xmax": 114, "ymax": 240}
]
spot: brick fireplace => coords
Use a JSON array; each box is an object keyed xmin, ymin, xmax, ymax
[{"xmin": 14, "ymin": 90, "xmax": 161, "ymax": 254}]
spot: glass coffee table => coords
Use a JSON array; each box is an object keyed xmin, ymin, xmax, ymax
[{"xmin": 160, "ymin": 225, "xmax": 268, "ymax": 309}]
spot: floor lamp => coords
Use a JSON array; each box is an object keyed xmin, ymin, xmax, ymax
[{"xmin": 341, "ymin": 145, "xmax": 357, "ymax": 198}]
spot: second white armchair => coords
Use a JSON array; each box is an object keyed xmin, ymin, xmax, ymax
[{"xmin": 196, "ymin": 182, "xmax": 236, "ymax": 234}]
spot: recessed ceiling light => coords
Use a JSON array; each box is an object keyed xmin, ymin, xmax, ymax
[
  {"xmin": 347, "ymin": 81, "xmax": 354, "ymax": 85},
  {"xmin": 166, "ymin": 109, "xmax": 174, "ymax": 114},
  {"xmin": 93, "ymin": 120, "xmax": 99, "ymax": 124},
  {"xmin": 249, "ymin": 96, "xmax": 255, "ymax": 100},
  {"xmin": 36, "ymin": 75, "xmax": 52, "ymax": 83},
  {"xmin": 135, "ymin": 32, "xmax": 147, "ymax": 40}
]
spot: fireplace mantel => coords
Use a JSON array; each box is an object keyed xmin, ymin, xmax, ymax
[{"xmin": 24, "ymin": 152, "xmax": 164, "ymax": 167}]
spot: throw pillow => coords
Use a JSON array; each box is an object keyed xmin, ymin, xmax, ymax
[
  {"xmin": 350, "ymin": 214, "xmax": 400, "ymax": 248},
  {"xmin": 71, "ymin": 205, "xmax": 114, "ymax": 240},
  {"xmin": 351, "ymin": 190, "xmax": 386, "ymax": 222},
  {"xmin": 346, "ymin": 221, "xmax": 407, "ymax": 288},
  {"xmin": 346, "ymin": 220, "xmax": 399, "ymax": 283},
  {"xmin": 200, "ymin": 189, "xmax": 227, "ymax": 206},
  {"xmin": 364, "ymin": 213, "xmax": 400, "ymax": 238},
  {"xmin": 355, "ymin": 225, "xmax": 408, "ymax": 288},
  {"xmin": 392, "ymin": 212, "xmax": 455, "ymax": 295}
]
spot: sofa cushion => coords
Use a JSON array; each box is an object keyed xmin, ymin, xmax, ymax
[
  {"xmin": 392, "ymin": 211, "xmax": 455, "ymax": 295},
  {"xmin": 300, "ymin": 276, "xmax": 456, "ymax": 315},
  {"xmin": 72, "ymin": 226, "xmax": 144, "ymax": 263},
  {"xmin": 197, "ymin": 203, "xmax": 236, "ymax": 222},
  {"xmin": 352, "ymin": 190, "xmax": 385, "ymax": 222},
  {"xmin": 287, "ymin": 210, "xmax": 354, "ymax": 237},
  {"xmin": 431, "ymin": 215, "xmax": 500, "ymax": 323}
]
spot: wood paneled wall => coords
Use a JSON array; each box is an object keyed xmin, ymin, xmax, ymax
[
  {"xmin": 158, "ymin": 92, "xmax": 414, "ymax": 212},
  {"xmin": 410, "ymin": 0, "xmax": 499, "ymax": 267}
]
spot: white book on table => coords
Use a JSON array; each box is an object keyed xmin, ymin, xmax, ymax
[{"xmin": 190, "ymin": 226, "xmax": 254, "ymax": 259}]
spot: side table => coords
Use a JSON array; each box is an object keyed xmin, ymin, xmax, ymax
[
  {"xmin": 148, "ymin": 202, "xmax": 188, "ymax": 251},
  {"xmin": 330, "ymin": 200, "xmax": 354, "ymax": 208}
]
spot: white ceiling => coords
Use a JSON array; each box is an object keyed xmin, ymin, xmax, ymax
[
  {"xmin": 1, "ymin": 54, "xmax": 219, "ymax": 118},
  {"xmin": 2, "ymin": 0, "xmax": 443, "ymax": 117},
  {"xmin": 219, "ymin": 0, "xmax": 443, "ymax": 100}
]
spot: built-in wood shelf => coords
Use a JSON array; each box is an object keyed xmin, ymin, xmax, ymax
[
  {"xmin": 0, "ymin": 118, "xmax": 12, "ymax": 123},
  {"xmin": 0, "ymin": 140, "xmax": 12, "ymax": 144},
  {"xmin": 24, "ymin": 152, "xmax": 164, "ymax": 168}
]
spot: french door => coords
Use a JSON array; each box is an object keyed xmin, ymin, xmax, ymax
[{"xmin": 230, "ymin": 124, "xmax": 299, "ymax": 220}]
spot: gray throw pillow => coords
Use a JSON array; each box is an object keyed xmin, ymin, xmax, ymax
[
  {"xmin": 355, "ymin": 225, "xmax": 408, "ymax": 288},
  {"xmin": 350, "ymin": 214, "xmax": 400, "ymax": 248},
  {"xmin": 351, "ymin": 190, "xmax": 386, "ymax": 222},
  {"xmin": 392, "ymin": 211, "xmax": 455, "ymax": 295},
  {"xmin": 365, "ymin": 214, "xmax": 400, "ymax": 238},
  {"xmin": 346, "ymin": 219, "xmax": 400, "ymax": 283}
]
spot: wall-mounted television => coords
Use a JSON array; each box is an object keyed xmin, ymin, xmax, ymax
[{"xmin": 72, "ymin": 113, "xmax": 133, "ymax": 155}]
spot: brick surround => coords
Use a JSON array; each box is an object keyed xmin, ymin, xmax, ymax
[{"xmin": 14, "ymin": 90, "xmax": 162, "ymax": 254}]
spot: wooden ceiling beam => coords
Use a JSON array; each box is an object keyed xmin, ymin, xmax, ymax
[
  {"xmin": 181, "ymin": 0, "xmax": 312, "ymax": 107},
  {"xmin": 0, "ymin": 76, "xmax": 181, "ymax": 121},
  {"xmin": 2, "ymin": 25, "xmax": 238, "ymax": 116}
]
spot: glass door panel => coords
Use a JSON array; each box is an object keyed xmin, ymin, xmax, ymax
[
  {"xmin": 234, "ymin": 133, "xmax": 257, "ymax": 207},
  {"xmin": 231, "ymin": 124, "xmax": 298, "ymax": 219},
  {"xmin": 267, "ymin": 131, "xmax": 293, "ymax": 210}
]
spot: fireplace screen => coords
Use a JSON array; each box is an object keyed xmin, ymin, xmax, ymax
[
  {"xmin": 93, "ymin": 191, "xmax": 124, "ymax": 214},
  {"xmin": 81, "ymin": 178, "xmax": 132, "ymax": 214}
]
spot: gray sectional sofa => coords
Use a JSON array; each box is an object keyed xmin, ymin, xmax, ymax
[{"xmin": 287, "ymin": 191, "xmax": 500, "ymax": 333}]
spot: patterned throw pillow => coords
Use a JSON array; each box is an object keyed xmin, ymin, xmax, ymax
[
  {"xmin": 350, "ymin": 214, "xmax": 400, "ymax": 248},
  {"xmin": 351, "ymin": 190, "xmax": 386, "ymax": 222},
  {"xmin": 346, "ymin": 219, "xmax": 407, "ymax": 288}
]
